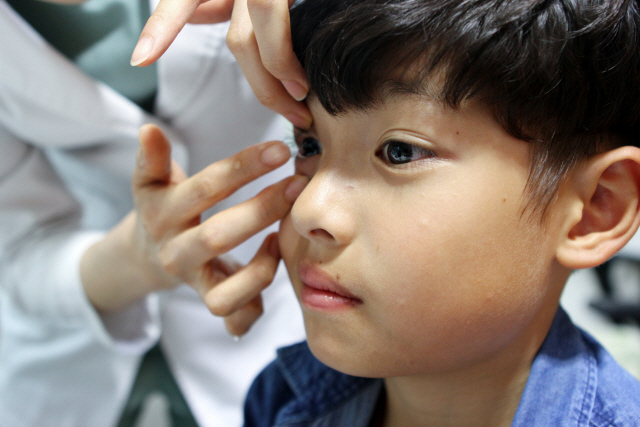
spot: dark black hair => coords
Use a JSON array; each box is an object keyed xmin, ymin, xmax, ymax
[{"xmin": 290, "ymin": 0, "xmax": 640, "ymax": 214}]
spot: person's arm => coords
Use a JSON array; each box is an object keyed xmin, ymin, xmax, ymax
[
  {"xmin": 0, "ymin": 0, "xmax": 304, "ymax": 340},
  {"xmin": 0, "ymin": 128, "xmax": 151, "ymax": 347},
  {"xmin": 132, "ymin": 0, "xmax": 312, "ymax": 129}
]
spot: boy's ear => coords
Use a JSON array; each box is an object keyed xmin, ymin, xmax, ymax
[{"xmin": 556, "ymin": 147, "xmax": 640, "ymax": 270}]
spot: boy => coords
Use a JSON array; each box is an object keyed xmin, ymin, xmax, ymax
[{"xmin": 245, "ymin": 0, "xmax": 640, "ymax": 426}]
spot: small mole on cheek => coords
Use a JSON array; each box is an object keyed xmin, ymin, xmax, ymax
[
  {"xmin": 376, "ymin": 245, "xmax": 380, "ymax": 254},
  {"xmin": 336, "ymin": 274, "xmax": 341, "ymax": 281},
  {"xmin": 503, "ymin": 198, "xmax": 507, "ymax": 203}
]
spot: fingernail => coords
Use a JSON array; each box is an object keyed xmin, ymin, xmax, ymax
[
  {"xmin": 131, "ymin": 36, "xmax": 153, "ymax": 66},
  {"xmin": 282, "ymin": 80, "xmax": 308, "ymax": 101},
  {"xmin": 269, "ymin": 235, "xmax": 281, "ymax": 258},
  {"xmin": 261, "ymin": 143, "xmax": 289, "ymax": 166},
  {"xmin": 285, "ymin": 176, "xmax": 308, "ymax": 202},
  {"xmin": 284, "ymin": 112, "xmax": 312, "ymax": 129}
]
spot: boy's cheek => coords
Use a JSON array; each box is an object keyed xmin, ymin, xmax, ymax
[
  {"xmin": 278, "ymin": 214, "xmax": 307, "ymax": 302},
  {"xmin": 278, "ymin": 214, "xmax": 298, "ymax": 271}
]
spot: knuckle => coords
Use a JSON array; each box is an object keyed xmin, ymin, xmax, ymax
[
  {"xmin": 191, "ymin": 175, "xmax": 218, "ymax": 204},
  {"xmin": 247, "ymin": 0, "xmax": 277, "ymax": 12},
  {"xmin": 248, "ymin": 262, "xmax": 274, "ymax": 288},
  {"xmin": 226, "ymin": 29, "xmax": 250, "ymax": 54},
  {"xmin": 255, "ymin": 90, "xmax": 280, "ymax": 109},
  {"xmin": 225, "ymin": 32, "xmax": 240, "ymax": 53},
  {"xmin": 207, "ymin": 295, "xmax": 233, "ymax": 317},
  {"xmin": 256, "ymin": 194, "xmax": 278, "ymax": 222},
  {"xmin": 199, "ymin": 225, "xmax": 229, "ymax": 255},
  {"xmin": 261, "ymin": 55, "xmax": 288, "ymax": 76}
]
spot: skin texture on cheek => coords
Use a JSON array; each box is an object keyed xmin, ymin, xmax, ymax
[
  {"xmin": 281, "ymin": 186, "xmax": 554, "ymax": 379},
  {"xmin": 278, "ymin": 97, "xmax": 569, "ymax": 381}
]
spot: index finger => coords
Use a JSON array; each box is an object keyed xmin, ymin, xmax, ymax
[
  {"xmin": 166, "ymin": 140, "xmax": 293, "ymax": 223},
  {"xmin": 131, "ymin": 0, "xmax": 234, "ymax": 67}
]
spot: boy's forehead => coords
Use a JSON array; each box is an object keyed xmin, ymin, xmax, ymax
[
  {"xmin": 306, "ymin": 81, "xmax": 479, "ymax": 126},
  {"xmin": 306, "ymin": 82, "xmax": 448, "ymax": 119}
]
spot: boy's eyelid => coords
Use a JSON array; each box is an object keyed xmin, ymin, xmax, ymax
[
  {"xmin": 293, "ymin": 126, "xmax": 318, "ymax": 140},
  {"xmin": 378, "ymin": 130, "xmax": 437, "ymax": 150},
  {"xmin": 378, "ymin": 130, "xmax": 458, "ymax": 162},
  {"xmin": 293, "ymin": 128, "xmax": 323, "ymax": 154}
]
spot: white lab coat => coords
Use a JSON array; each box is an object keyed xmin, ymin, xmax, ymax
[{"xmin": 0, "ymin": 1, "xmax": 305, "ymax": 426}]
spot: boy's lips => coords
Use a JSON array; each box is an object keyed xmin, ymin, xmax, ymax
[{"xmin": 297, "ymin": 262, "xmax": 363, "ymax": 311}]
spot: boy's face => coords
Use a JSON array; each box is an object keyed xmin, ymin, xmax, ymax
[{"xmin": 279, "ymin": 94, "xmax": 569, "ymax": 378}]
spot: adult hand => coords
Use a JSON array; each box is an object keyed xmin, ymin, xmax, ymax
[
  {"xmin": 82, "ymin": 124, "xmax": 307, "ymax": 336},
  {"xmin": 130, "ymin": 0, "xmax": 234, "ymax": 67},
  {"xmin": 131, "ymin": 0, "xmax": 312, "ymax": 129}
]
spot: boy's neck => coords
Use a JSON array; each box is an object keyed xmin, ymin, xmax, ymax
[
  {"xmin": 378, "ymin": 308, "xmax": 557, "ymax": 427},
  {"xmin": 380, "ymin": 366, "xmax": 529, "ymax": 427}
]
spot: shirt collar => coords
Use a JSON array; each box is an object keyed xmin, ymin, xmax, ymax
[
  {"xmin": 512, "ymin": 307, "xmax": 597, "ymax": 426},
  {"xmin": 275, "ymin": 308, "xmax": 596, "ymax": 427},
  {"xmin": 275, "ymin": 342, "xmax": 380, "ymax": 426}
]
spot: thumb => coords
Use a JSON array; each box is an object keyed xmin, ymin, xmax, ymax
[{"xmin": 134, "ymin": 124, "xmax": 173, "ymax": 188}]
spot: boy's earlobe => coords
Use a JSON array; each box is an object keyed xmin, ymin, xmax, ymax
[{"xmin": 556, "ymin": 147, "xmax": 640, "ymax": 270}]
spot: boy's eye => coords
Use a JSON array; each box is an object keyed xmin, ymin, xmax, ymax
[
  {"xmin": 377, "ymin": 140, "xmax": 435, "ymax": 165},
  {"xmin": 297, "ymin": 136, "xmax": 323, "ymax": 158}
]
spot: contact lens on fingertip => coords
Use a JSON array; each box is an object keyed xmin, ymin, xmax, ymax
[
  {"xmin": 232, "ymin": 335, "xmax": 241, "ymax": 342},
  {"xmin": 283, "ymin": 136, "xmax": 299, "ymax": 159}
]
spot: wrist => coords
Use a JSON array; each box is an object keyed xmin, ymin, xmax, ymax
[{"xmin": 80, "ymin": 213, "xmax": 178, "ymax": 312}]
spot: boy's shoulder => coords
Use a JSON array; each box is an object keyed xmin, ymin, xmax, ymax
[
  {"xmin": 512, "ymin": 308, "xmax": 640, "ymax": 426},
  {"xmin": 588, "ymin": 346, "xmax": 640, "ymax": 427},
  {"xmin": 243, "ymin": 341, "xmax": 382, "ymax": 427}
]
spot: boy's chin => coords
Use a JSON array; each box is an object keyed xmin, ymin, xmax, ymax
[{"xmin": 305, "ymin": 330, "xmax": 390, "ymax": 378}]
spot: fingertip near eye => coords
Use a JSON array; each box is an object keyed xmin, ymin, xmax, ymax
[
  {"xmin": 282, "ymin": 80, "xmax": 308, "ymax": 102},
  {"xmin": 284, "ymin": 110, "xmax": 313, "ymax": 130},
  {"xmin": 285, "ymin": 175, "xmax": 308, "ymax": 202}
]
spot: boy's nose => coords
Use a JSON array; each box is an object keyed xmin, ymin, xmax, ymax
[{"xmin": 290, "ymin": 171, "xmax": 357, "ymax": 246}]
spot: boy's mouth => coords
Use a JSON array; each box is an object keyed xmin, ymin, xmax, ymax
[{"xmin": 297, "ymin": 262, "xmax": 363, "ymax": 311}]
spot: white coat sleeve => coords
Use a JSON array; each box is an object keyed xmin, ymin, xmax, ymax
[
  {"xmin": 0, "ymin": 0, "xmax": 179, "ymax": 352},
  {"xmin": 0, "ymin": 124, "xmax": 162, "ymax": 352}
]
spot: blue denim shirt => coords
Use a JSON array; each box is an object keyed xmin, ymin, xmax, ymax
[{"xmin": 244, "ymin": 308, "xmax": 640, "ymax": 427}]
